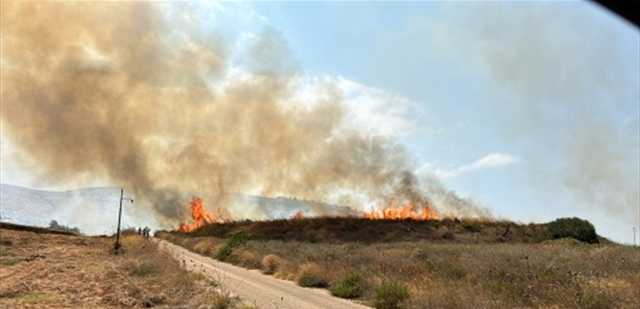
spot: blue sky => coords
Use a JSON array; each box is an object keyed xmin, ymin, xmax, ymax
[{"xmin": 2, "ymin": 1, "xmax": 638, "ymax": 243}]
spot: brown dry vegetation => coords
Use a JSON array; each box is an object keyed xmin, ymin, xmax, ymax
[
  {"xmin": 158, "ymin": 218, "xmax": 640, "ymax": 309},
  {"xmin": 0, "ymin": 227, "xmax": 246, "ymax": 308},
  {"xmin": 179, "ymin": 217, "xmax": 608, "ymax": 244}
]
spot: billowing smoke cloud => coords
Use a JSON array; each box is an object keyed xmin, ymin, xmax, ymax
[
  {"xmin": 0, "ymin": 2, "xmax": 488, "ymax": 226},
  {"xmin": 431, "ymin": 3, "xmax": 639, "ymax": 220}
]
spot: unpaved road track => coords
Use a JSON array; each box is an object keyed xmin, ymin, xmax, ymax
[{"xmin": 155, "ymin": 239, "xmax": 371, "ymax": 309}]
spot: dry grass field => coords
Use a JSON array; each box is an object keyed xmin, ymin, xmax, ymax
[
  {"xmin": 158, "ymin": 217, "xmax": 640, "ymax": 309},
  {"xmin": 0, "ymin": 226, "xmax": 245, "ymax": 308}
]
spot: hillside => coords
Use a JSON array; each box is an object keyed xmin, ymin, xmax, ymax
[
  {"xmin": 166, "ymin": 216, "xmax": 608, "ymax": 244},
  {"xmin": 0, "ymin": 184, "xmax": 351, "ymax": 235},
  {"xmin": 0, "ymin": 184, "xmax": 125, "ymax": 235},
  {"xmin": 0, "ymin": 226, "xmax": 246, "ymax": 308},
  {"xmin": 158, "ymin": 218, "xmax": 637, "ymax": 309}
]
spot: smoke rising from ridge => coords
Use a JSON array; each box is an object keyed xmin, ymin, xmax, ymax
[{"xmin": 0, "ymin": 2, "xmax": 488, "ymax": 226}]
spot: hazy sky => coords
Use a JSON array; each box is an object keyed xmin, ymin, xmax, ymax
[{"xmin": 1, "ymin": 1, "xmax": 638, "ymax": 243}]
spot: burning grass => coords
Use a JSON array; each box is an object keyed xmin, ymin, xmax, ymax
[{"xmin": 158, "ymin": 217, "xmax": 639, "ymax": 309}]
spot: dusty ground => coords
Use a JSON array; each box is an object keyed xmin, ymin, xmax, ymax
[{"xmin": 0, "ymin": 227, "xmax": 243, "ymax": 309}]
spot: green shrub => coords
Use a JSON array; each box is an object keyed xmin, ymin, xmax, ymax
[
  {"xmin": 330, "ymin": 272, "xmax": 364, "ymax": 299},
  {"xmin": 48, "ymin": 220, "xmax": 80, "ymax": 234},
  {"xmin": 462, "ymin": 221, "xmax": 482, "ymax": 233},
  {"xmin": 296, "ymin": 263, "xmax": 328, "ymax": 288},
  {"xmin": 374, "ymin": 280, "xmax": 409, "ymax": 309},
  {"xmin": 215, "ymin": 231, "xmax": 248, "ymax": 261},
  {"xmin": 547, "ymin": 217, "xmax": 598, "ymax": 243}
]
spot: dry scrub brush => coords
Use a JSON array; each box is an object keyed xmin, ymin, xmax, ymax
[
  {"xmin": 261, "ymin": 254, "xmax": 283, "ymax": 274},
  {"xmin": 296, "ymin": 262, "xmax": 329, "ymax": 288}
]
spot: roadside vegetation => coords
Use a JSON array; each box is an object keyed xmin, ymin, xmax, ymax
[
  {"xmin": 157, "ymin": 217, "xmax": 640, "ymax": 309},
  {"xmin": 0, "ymin": 227, "xmax": 247, "ymax": 308}
]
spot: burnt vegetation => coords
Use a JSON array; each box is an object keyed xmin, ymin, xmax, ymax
[{"xmin": 164, "ymin": 216, "xmax": 604, "ymax": 244}]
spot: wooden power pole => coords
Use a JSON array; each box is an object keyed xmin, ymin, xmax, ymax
[
  {"xmin": 114, "ymin": 188, "xmax": 133, "ymax": 253},
  {"xmin": 114, "ymin": 188, "xmax": 124, "ymax": 252}
]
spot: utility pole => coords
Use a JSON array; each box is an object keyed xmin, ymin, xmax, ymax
[{"xmin": 114, "ymin": 188, "xmax": 133, "ymax": 253}]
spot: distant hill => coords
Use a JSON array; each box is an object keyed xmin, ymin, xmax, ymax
[
  {"xmin": 228, "ymin": 194, "xmax": 357, "ymax": 219},
  {"xmin": 0, "ymin": 184, "xmax": 125, "ymax": 235},
  {"xmin": 0, "ymin": 184, "xmax": 356, "ymax": 235}
]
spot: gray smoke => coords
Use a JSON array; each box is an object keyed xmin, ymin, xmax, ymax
[{"xmin": 0, "ymin": 2, "xmax": 489, "ymax": 227}]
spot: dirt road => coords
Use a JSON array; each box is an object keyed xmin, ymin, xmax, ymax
[{"xmin": 155, "ymin": 239, "xmax": 371, "ymax": 309}]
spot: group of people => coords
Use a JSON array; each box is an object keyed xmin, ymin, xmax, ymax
[{"xmin": 137, "ymin": 226, "xmax": 151, "ymax": 238}]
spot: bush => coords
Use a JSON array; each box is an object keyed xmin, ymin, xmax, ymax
[
  {"xmin": 234, "ymin": 250, "xmax": 261, "ymax": 269},
  {"xmin": 216, "ymin": 231, "xmax": 249, "ymax": 261},
  {"xmin": 462, "ymin": 221, "xmax": 482, "ymax": 233},
  {"xmin": 547, "ymin": 217, "xmax": 598, "ymax": 244},
  {"xmin": 330, "ymin": 272, "xmax": 364, "ymax": 299},
  {"xmin": 296, "ymin": 263, "xmax": 328, "ymax": 288},
  {"xmin": 261, "ymin": 254, "xmax": 282, "ymax": 274},
  {"xmin": 193, "ymin": 239, "xmax": 216, "ymax": 255},
  {"xmin": 200, "ymin": 291, "xmax": 237, "ymax": 309},
  {"xmin": 48, "ymin": 220, "xmax": 80, "ymax": 234},
  {"xmin": 374, "ymin": 280, "xmax": 409, "ymax": 309}
]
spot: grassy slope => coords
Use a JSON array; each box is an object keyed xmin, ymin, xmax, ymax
[
  {"xmin": 179, "ymin": 217, "xmax": 610, "ymax": 244},
  {"xmin": 159, "ymin": 218, "xmax": 639, "ymax": 309},
  {"xmin": 0, "ymin": 228, "xmax": 243, "ymax": 308}
]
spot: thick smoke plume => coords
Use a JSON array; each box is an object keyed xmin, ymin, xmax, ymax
[{"xmin": 1, "ymin": 2, "xmax": 487, "ymax": 226}]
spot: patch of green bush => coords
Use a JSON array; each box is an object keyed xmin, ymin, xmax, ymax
[
  {"xmin": 547, "ymin": 217, "xmax": 598, "ymax": 244},
  {"xmin": 374, "ymin": 280, "xmax": 409, "ymax": 309},
  {"xmin": 462, "ymin": 221, "xmax": 482, "ymax": 233},
  {"xmin": 48, "ymin": 220, "xmax": 80, "ymax": 234},
  {"xmin": 330, "ymin": 272, "xmax": 364, "ymax": 299},
  {"xmin": 215, "ymin": 231, "xmax": 249, "ymax": 261}
]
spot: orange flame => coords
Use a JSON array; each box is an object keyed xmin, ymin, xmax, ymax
[
  {"xmin": 179, "ymin": 196, "xmax": 221, "ymax": 232},
  {"xmin": 363, "ymin": 200, "xmax": 438, "ymax": 221},
  {"xmin": 291, "ymin": 210, "xmax": 304, "ymax": 220}
]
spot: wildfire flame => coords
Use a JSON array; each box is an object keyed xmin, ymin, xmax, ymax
[
  {"xmin": 363, "ymin": 200, "xmax": 438, "ymax": 221},
  {"xmin": 291, "ymin": 211, "xmax": 305, "ymax": 220},
  {"xmin": 179, "ymin": 196, "xmax": 222, "ymax": 232},
  {"xmin": 177, "ymin": 196, "xmax": 436, "ymax": 232}
]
